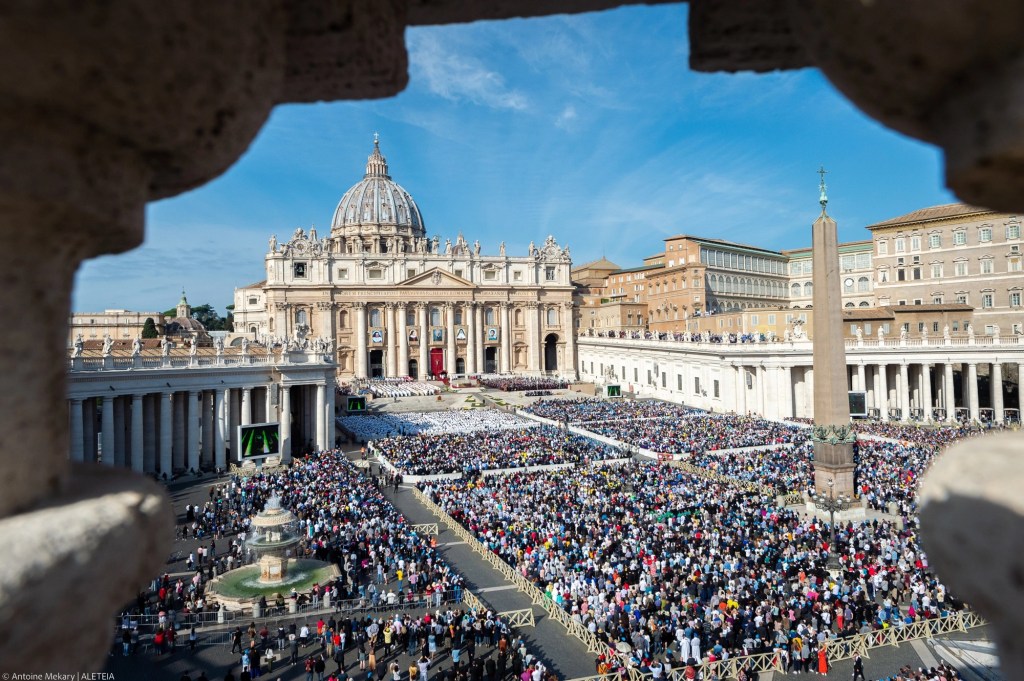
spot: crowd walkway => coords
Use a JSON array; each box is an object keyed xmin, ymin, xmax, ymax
[{"xmin": 376, "ymin": 473, "xmax": 598, "ymax": 679}]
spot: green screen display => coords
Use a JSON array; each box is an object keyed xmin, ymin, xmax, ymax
[
  {"xmin": 238, "ymin": 423, "xmax": 280, "ymax": 459},
  {"xmin": 347, "ymin": 396, "xmax": 366, "ymax": 412},
  {"xmin": 607, "ymin": 385, "xmax": 621, "ymax": 397}
]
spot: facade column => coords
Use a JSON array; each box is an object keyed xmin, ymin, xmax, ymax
[
  {"xmin": 325, "ymin": 378, "xmax": 336, "ymax": 449},
  {"xmin": 130, "ymin": 394, "xmax": 144, "ymax": 473},
  {"xmin": 778, "ymin": 365, "xmax": 793, "ymax": 419},
  {"xmin": 397, "ymin": 302, "xmax": 409, "ymax": 377},
  {"xmin": 113, "ymin": 397, "xmax": 126, "ymax": 468},
  {"xmin": 214, "ymin": 388, "xmax": 227, "ymax": 470},
  {"xmin": 201, "ymin": 391, "xmax": 214, "ymax": 467},
  {"xmin": 992, "ymin": 362, "xmax": 1004, "ymax": 423},
  {"xmin": 316, "ymin": 383, "xmax": 326, "ymax": 451},
  {"xmin": 159, "ymin": 391, "xmax": 172, "ymax": 475},
  {"xmin": 172, "ymin": 391, "xmax": 185, "ymax": 470},
  {"xmin": 563, "ymin": 302, "xmax": 576, "ymax": 379},
  {"xmin": 445, "ymin": 302, "xmax": 456, "ymax": 374},
  {"xmin": 143, "ymin": 395, "xmax": 156, "ymax": 473},
  {"xmin": 534, "ymin": 303, "xmax": 544, "ymax": 373},
  {"xmin": 264, "ymin": 387, "xmax": 272, "ymax": 424},
  {"xmin": 187, "ymin": 391, "xmax": 200, "ymax": 473},
  {"xmin": 756, "ymin": 365, "xmax": 767, "ymax": 417},
  {"xmin": 355, "ymin": 302, "xmax": 368, "ymax": 379},
  {"xmin": 944, "ymin": 363, "xmax": 956, "ymax": 423},
  {"xmin": 418, "ymin": 303, "xmax": 429, "ymax": 379},
  {"xmin": 856, "ymin": 363, "xmax": 866, "ymax": 396},
  {"xmin": 241, "ymin": 387, "xmax": 252, "ymax": 426},
  {"xmin": 69, "ymin": 399, "xmax": 84, "ymax": 462},
  {"xmin": 499, "ymin": 303, "xmax": 511, "ymax": 373},
  {"xmin": 805, "ymin": 368, "xmax": 814, "ymax": 420},
  {"xmin": 385, "ymin": 302, "xmax": 397, "ymax": 378},
  {"xmin": 968, "ymin": 362, "xmax": 980, "ymax": 423},
  {"xmin": 474, "ymin": 303, "xmax": 485, "ymax": 373},
  {"xmin": 83, "ymin": 399, "xmax": 97, "ymax": 463},
  {"xmin": 99, "ymin": 395, "xmax": 115, "ymax": 464},
  {"xmin": 280, "ymin": 385, "xmax": 291, "ymax": 462},
  {"xmin": 734, "ymin": 365, "xmax": 746, "ymax": 414},
  {"xmin": 922, "ymin": 364, "xmax": 933, "ymax": 421},
  {"xmin": 466, "ymin": 302, "xmax": 477, "ymax": 375},
  {"xmin": 899, "ymin": 362, "xmax": 910, "ymax": 421}
]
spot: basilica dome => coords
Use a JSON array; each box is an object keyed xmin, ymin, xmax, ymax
[{"xmin": 330, "ymin": 137, "xmax": 425, "ymax": 238}]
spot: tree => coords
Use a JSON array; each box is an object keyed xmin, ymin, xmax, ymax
[{"xmin": 141, "ymin": 317, "xmax": 159, "ymax": 339}]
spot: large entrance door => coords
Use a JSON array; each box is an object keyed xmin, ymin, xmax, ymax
[
  {"xmin": 543, "ymin": 334, "xmax": 558, "ymax": 373},
  {"xmin": 369, "ymin": 350, "xmax": 384, "ymax": 378},
  {"xmin": 484, "ymin": 347, "xmax": 497, "ymax": 373},
  {"xmin": 409, "ymin": 359, "xmax": 418, "ymax": 380},
  {"xmin": 456, "ymin": 357, "xmax": 465, "ymax": 375},
  {"xmin": 429, "ymin": 347, "xmax": 445, "ymax": 377}
]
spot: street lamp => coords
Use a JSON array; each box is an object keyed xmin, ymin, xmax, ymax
[{"xmin": 811, "ymin": 478, "xmax": 852, "ymax": 571}]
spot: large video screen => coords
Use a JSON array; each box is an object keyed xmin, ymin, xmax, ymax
[
  {"xmin": 848, "ymin": 391, "xmax": 867, "ymax": 418},
  {"xmin": 606, "ymin": 385, "xmax": 621, "ymax": 398},
  {"xmin": 238, "ymin": 422, "xmax": 280, "ymax": 460},
  {"xmin": 347, "ymin": 396, "xmax": 366, "ymax": 412}
]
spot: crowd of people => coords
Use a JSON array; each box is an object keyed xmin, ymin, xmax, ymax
[
  {"xmin": 362, "ymin": 380, "xmax": 442, "ymax": 398},
  {"xmin": 340, "ymin": 411, "xmax": 538, "ymax": 442},
  {"xmin": 373, "ymin": 426, "xmax": 624, "ymax": 476},
  {"xmin": 585, "ymin": 414, "xmax": 806, "ymax": 456},
  {"xmin": 421, "ymin": 461, "xmax": 963, "ymax": 669},
  {"xmin": 475, "ymin": 375, "xmax": 570, "ymax": 391},
  {"xmin": 583, "ymin": 329, "xmax": 782, "ymax": 344},
  {"xmin": 524, "ymin": 398, "xmax": 702, "ymax": 424}
]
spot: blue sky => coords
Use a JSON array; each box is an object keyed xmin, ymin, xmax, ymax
[{"xmin": 72, "ymin": 4, "xmax": 955, "ymax": 313}]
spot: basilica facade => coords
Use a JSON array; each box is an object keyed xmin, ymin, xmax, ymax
[{"xmin": 234, "ymin": 138, "xmax": 577, "ymax": 380}]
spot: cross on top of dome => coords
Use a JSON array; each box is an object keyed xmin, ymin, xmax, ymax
[{"xmin": 365, "ymin": 133, "xmax": 389, "ymax": 179}]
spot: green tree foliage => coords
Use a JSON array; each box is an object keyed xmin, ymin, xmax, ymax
[{"xmin": 141, "ymin": 317, "xmax": 159, "ymax": 339}]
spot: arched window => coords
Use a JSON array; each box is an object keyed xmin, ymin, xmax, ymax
[
  {"xmin": 803, "ymin": 282, "xmax": 813, "ymax": 296},
  {"xmin": 845, "ymin": 302, "xmax": 855, "ymax": 308},
  {"xmin": 790, "ymin": 283, "xmax": 801, "ymax": 297},
  {"xmin": 514, "ymin": 308, "xmax": 524, "ymax": 326},
  {"xmin": 369, "ymin": 308, "xmax": 382, "ymax": 327},
  {"xmin": 295, "ymin": 308, "xmax": 308, "ymax": 326},
  {"xmin": 430, "ymin": 307, "xmax": 441, "ymax": 326},
  {"xmin": 546, "ymin": 308, "xmax": 558, "ymax": 326},
  {"xmin": 858, "ymin": 276, "xmax": 869, "ymax": 292},
  {"xmin": 485, "ymin": 307, "xmax": 495, "ymax": 325},
  {"xmin": 338, "ymin": 310, "xmax": 348, "ymax": 329}
]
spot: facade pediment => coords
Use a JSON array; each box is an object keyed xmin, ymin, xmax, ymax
[{"xmin": 398, "ymin": 267, "xmax": 474, "ymax": 288}]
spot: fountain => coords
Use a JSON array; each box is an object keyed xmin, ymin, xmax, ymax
[{"xmin": 206, "ymin": 493, "xmax": 340, "ymax": 610}]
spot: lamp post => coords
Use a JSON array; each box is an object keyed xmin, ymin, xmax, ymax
[{"xmin": 811, "ymin": 477, "xmax": 852, "ymax": 571}]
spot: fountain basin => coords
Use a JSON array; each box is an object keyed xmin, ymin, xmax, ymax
[{"xmin": 207, "ymin": 559, "xmax": 340, "ymax": 610}]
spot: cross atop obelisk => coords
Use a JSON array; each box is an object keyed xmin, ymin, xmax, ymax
[{"xmin": 810, "ymin": 167, "xmax": 856, "ymax": 498}]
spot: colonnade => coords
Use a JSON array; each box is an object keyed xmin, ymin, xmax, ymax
[
  {"xmin": 66, "ymin": 380, "xmax": 337, "ymax": 474},
  {"xmin": 350, "ymin": 299, "xmax": 576, "ymax": 379}
]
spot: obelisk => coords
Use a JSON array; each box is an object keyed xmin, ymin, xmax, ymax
[{"xmin": 810, "ymin": 168, "xmax": 856, "ymax": 498}]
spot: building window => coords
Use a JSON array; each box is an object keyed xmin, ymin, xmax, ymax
[
  {"xmin": 878, "ymin": 241, "xmax": 888, "ymax": 256},
  {"xmin": 1009, "ymin": 257, "xmax": 1022, "ymax": 272},
  {"xmin": 293, "ymin": 262, "xmax": 307, "ymax": 278},
  {"xmin": 248, "ymin": 297, "xmax": 258, "ymax": 305},
  {"xmin": 979, "ymin": 227, "xmax": 993, "ymax": 243},
  {"xmin": 933, "ymin": 296, "xmax": 943, "ymax": 304},
  {"xmin": 911, "ymin": 236, "xmax": 921, "ymax": 251},
  {"xmin": 751, "ymin": 314, "xmax": 759, "ymax": 325},
  {"xmin": 982, "ymin": 293, "xmax": 994, "ymax": 308},
  {"xmin": 882, "ymin": 323, "xmax": 890, "ymax": 334},
  {"xmin": 513, "ymin": 270, "xmax": 523, "ymax": 281},
  {"xmin": 954, "ymin": 231, "xmax": 967, "ymax": 245},
  {"xmin": 954, "ymin": 261, "xmax": 968, "ymax": 277},
  {"xmin": 694, "ymin": 377, "xmax": 700, "ymax": 395},
  {"xmin": 369, "ymin": 309, "xmax": 382, "ymax": 327},
  {"xmin": 952, "ymin": 321, "xmax": 960, "ymax": 332},
  {"xmin": 454, "ymin": 269, "xmax": 463, "ymax": 279},
  {"xmin": 1008, "ymin": 224, "xmax": 1021, "ymax": 240},
  {"xmin": 545, "ymin": 266, "xmax": 556, "ymax": 281},
  {"xmin": 933, "ymin": 322, "xmax": 940, "ymax": 332},
  {"xmin": 803, "ymin": 282, "xmax": 813, "ymax": 296},
  {"xmin": 367, "ymin": 268, "xmax": 383, "ymax": 280},
  {"xmin": 483, "ymin": 270, "xmax": 497, "ymax": 281},
  {"xmin": 768, "ymin": 314, "xmax": 776, "ymax": 325},
  {"xmin": 546, "ymin": 308, "xmax": 558, "ymax": 326},
  {"xmin": 634, "ymin": 367, "xmax": 638, "ymax": 382},
  {"xmin": 929, "ymin": 234, "xmax": 941, "ymax": 249},
  {"xmin": 878, "ymin": 269, "xmax": 889, "ymax": 283},
  {"xmin": 790, "ymin": 282, "xmax": 800, "ymax": 297},
  {"xmin": 841, "ymin": 255, "xmax": 855, "ymax": 270},
  {"xmin": 864, "ymin": 323, "xmax": 872, "ymax": 334},
  {"xmin": 956, "ymin": 293, "xmax": 968, "ymax": 304},
  {"xmin": 844, "ymin": 277, "xmax": 854, "ymax": 293},
  {"xmin": 912, "ymin": 267, "xmax": 922, "ymax": 280},
  {"xmin": 850, "ymin": 324, "xmax": 859, "ymax": 335},
  {"xmin": 406, "ymin": 310, "xmax": 415, "ymax": 326},
  {"xmin": 430, "ymin": 307, "xmax": 441, "ymax": 326},
  {"xmin": 406, "ymin": 269, "xmax": 415, "ymax": 278},
  {"xmin": 895, "ymin": 238, "xmax": 905, "ymax": 253},
  {"xmin": 295, "ymin": 309, "xmax": 308, "ymax": 326},
  {"xmin": 981, "ymin": 258, "xmax": 994, "ymax": 274},
  {"xmin": 1010, "ymin": 292, "xmax": 1022, "ymax": 307},
  {"xmin": 918, "ymin": 322, "xmax": 925, "ymax": 332},
  {"xmin": 677, "ymin": 374, "xmax": 682, "ymax": 391},
  {"xmin": 485, "ymin": 308, "xmax": 495, "ymax": 324},
  {"xmin": 454, "ymin": 309, "xmax": 463, "ymax": 325},
  {"xmin": 931, "ymin": 263, "xmax": 943, "ymax": 278}
]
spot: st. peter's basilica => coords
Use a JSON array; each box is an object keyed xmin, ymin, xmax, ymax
[{"xmin": 233, "ymin": 136, "xmax": 577, "ymax": 380}]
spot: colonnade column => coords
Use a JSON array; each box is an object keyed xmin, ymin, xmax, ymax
[
  {"xmin": 992, "ymin": 362, "xmax": 1004, "ymax": 423},
  {"xmin": 856, "ymin": 363, "xmax": 866, "ymax": 395},
  {"xmin": 315, "ymin": 383, "xmax": 326, "ymax": 451},
  {"xmin": 325, "ymin": 379, "xmax": 336, "ymax": 449},
  {"xmin": 878, "ymin": 364, "xmax": 889, "ymax": 421},
  {"xmin": 187, "ymin": 391, "xmax": 200, "ymax": 473},
  {"xmin": 734, "ymin": 365, "xmax": 746, "ymax": 414},
  {"xmin": 526, "ymin": 302, "xmax": 539, "ymax": 373},
  {"xmin": 241, "ymin": 388, "xmax": 252, "ymax": 426},
  {"xmin": 69, "ymin": 399, "xmax": 84, "ymax": 462},
  {"xmin": 130, "ymin": 394, "xmax": 144, "ymax": 473},
  {"xmin": 474, "ymin": 304, "xmax": 485, "ymax": 373},
  {"xmin": 159, "ymin": 391, "xmax": 172, "ymax": 475},
  {"xmin": 499, "ymin": 303, "xmax": 511, "ymax": 373},
  {"xmin": 922, "ymin": 364, "xmax": 933, "ymax": 421},
  {"xmin": 280, "ymin": 385, "xmax": 291, "ymax": 462},
  {"xmin": 805, "ymin": 368, "xmax": 814, "ymax": 420},
  {"xmin": 385, "ymin": 302, "xmax": 397, "ymax": 378},
  {"xmin": 967, "ymin": 362, "xmax": 980, "ymax": 422},
  {"xmin": 944, "ymin": 363, "xmax": 956, "ymax": 423},
  {"xmin": 397, "ymin": 302, "xmax": 409, "ymax": 378},
  {"xmin": 899, "ymin": 363, "xmax": 910, "ymax": 421},
  {"xmin": 83, "ymin": 400, "xmax": 96, "ymax": 463},
  {"xmin": 466, "ymin": 302, "xmax": 477, "ymax": 375},
  {"xmin": 214, "ymin": 388, "xmax": 226, "ymax": 470},
  {"xmin": 201, "ymin": 391, "xmax": 214, "ymax": 466},
  {"xmin": 100, "ymin": 396, "xmax": 115, "ymax": 466},
  {"xmin": 172, "ymin": 391, "xmax": 185, "ymax": 470},
  {"xmin": 778, "ymin": 365, "xmax": 793, "ymax": 419},
  {"xmin": 355, "ymin": 302, "xmax": 368, "ymax": 379},
  {"xmin": 445, "ymin": 303, "xmax": 456, "ymax": 374},
  {"xmin": 418, "ymin": 303, "xmax": 429, "ymax": 379},
  {"xmin": 113, "ymin": 399, "xmax": 126, "ymax": 467}
]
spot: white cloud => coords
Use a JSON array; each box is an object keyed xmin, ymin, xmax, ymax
[
  {"xmin": 407, "ymin": 31, "xmax": 528, "ymax": 111},
  {"xmin": 554, "ymin": 105, "xmax": 578, "ymax": 130}
]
